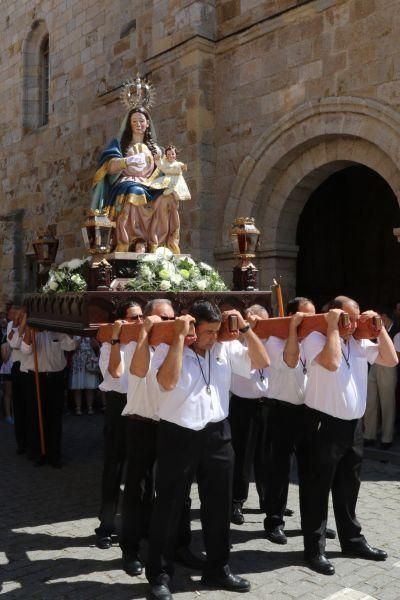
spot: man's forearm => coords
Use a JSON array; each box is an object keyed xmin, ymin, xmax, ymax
[
  {"xmin": 108, "ymin": 344, "xmax": 123, "ymax": 378},
  {"xmin": 376, "ymin": 328, "xmax": 398, "ymax": 367},
  {"xmin": 131, "ymin": 329, "xmax": 150, "ymax": 377},
  {"xmin": 316, "ymin": 326, "xmax": 341, "ymax": 371},
  {"xmin": 157, "ymin": 335, "xmax": 185, "ymax": 390},
  {"xmin": 284, "ymin": 324, "xmax": 300, "ymax": 368}
]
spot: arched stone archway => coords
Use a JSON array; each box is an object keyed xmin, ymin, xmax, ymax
[{"xmin": 217, "ymin": 97, "xmax": 400, "ymax": 298}]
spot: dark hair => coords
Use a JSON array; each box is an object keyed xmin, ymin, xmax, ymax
[
  {"xmin": 165, "ymin": 144, "xmax": 178, "ymax": 155},
  {"xmin": 120, "ymin": 107, "xmax": 158, "ymax": 157},
  {"xmin": 286, "ymin": 296, "xmax": 313, "ymax": 315},
  {"xmin": 190, "ymin": 301, "xmax": 221, "ymax": 325},
  {"xmin": 143, "ymin": 298, "xmax": 173, "ymax": 317},
  {"xmin": 115, "ymin": 300, "xmax": 141, "ymax": 319},
  {"xmin": 330, "ymin": 295, "xmax": 359, "ymax": 310}
]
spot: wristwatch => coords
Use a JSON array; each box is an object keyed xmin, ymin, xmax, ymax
[
  {"xmin": 239, "ymin": 324, "xmax": 250, "ymax": 334},
  {"xmin": 110, "ymin": 338, "xmax": 120, "ymax": 345}
]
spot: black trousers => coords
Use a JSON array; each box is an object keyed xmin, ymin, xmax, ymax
[
  {"xmin": 12, "ymin": 362, "xmax": 27, "ymax": 453},
  {"xmin": 97, "ymin": 391, "xmax": 127, "ymax": 536},
  {"xmin": 300, "ymin": 407, "xmax": 364, "ymax": 556},
  {"xmin": 264, "ymin": 400, "xmax": 305, "ymax": 529},
  {"xmin": 120, "ymin": 417, "xmax": 192, "ymax": 556},
  {"xmin": 146, "ymin": 418, "xmax": 234, "ymax": 586},
  {"xmin": 26, "ymin": 371, "xmax": 65, "ymax": 463},
  {"xmin": 229, "ymin": 394, "xmax": 269, "ymax": 508}
]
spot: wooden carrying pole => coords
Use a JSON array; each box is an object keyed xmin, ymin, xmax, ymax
[
  {"xmin": 31, "ymin": 328, "xmax": 46, "ymax": 456},
  {"xmin": 96, "ymin": 314, "xmax": 382, "ymax": 346}
]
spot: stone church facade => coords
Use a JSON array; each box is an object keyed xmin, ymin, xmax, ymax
[{"xmin": 1, "ymin": 0, "xmax": 400, "ymax": 308}]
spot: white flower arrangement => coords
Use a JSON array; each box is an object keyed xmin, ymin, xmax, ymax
[
  {"xmin": 126, "ymin": 253, "xmax": 228, "ymax": 292},
  {"xmin": 42, "ymin": 257, "xmax": 90, "ymax": 293}
]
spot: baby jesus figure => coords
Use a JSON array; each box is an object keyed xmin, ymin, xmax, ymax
[{"xmin": 154, "ymin": 145, "xmax": 191, "ymax": 202}]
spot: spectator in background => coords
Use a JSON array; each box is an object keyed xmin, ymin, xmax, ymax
[
  {"xmin": 0, "ymin": 328, "xmax": 13, "ymax": 424},
  {"xmin": 69, "ymin": 336, "xmax": 100, "ymax": 415},
  {"xmin": 20, "ymin": 326, "xmax": 76, "ymax": 468},
  {"xmin": 8, "ymin": 308, "xmax": 29, "ymax": 453},
  {"xmin": 364, "ymin": 307, "xmax": 399, "ymax": 449}
]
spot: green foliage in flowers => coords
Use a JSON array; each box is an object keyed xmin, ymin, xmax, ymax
[
  {"xmin": 126, "ymin": 248, "xmax": 228, "ymax": 292},
  {"xmin": 42, "ymin": 258, "xmax": 89, "ymax": 293}
]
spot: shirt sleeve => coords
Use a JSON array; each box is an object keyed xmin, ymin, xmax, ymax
[
  {"xmin": 393, "ymin": 332, "xmax": 400, "ymax": 352},
  {"xmin": 265, "ymin": 336, "xmax": 288, "ymax": 370},
  {"xmin": 123, "ymin": 341, "xmax": 136, "ymax": 375},
  {"xmin": 361, "ymin": 339, "xmax": 379, "ymax": 365},
  {"xmin": 227, "ymin": 340, "xmax": 252, "ymax": 378},
  {"xmin": 99, "ymin": 343, "xmax": 111, "ymax": 379},
  {"xmin": 59, "ymin": 334, "xmax": 78, "ymax": 352},
  {"xmin": 20, "ymin": 340, "xmax": 33, "ymax": 355},
  {"xmin": 8, "ymin": 328, "xmax": 22, "ymax": 349},
  {"xmin": 150, "ymin": 344, "xmax": 171, "ymax": 391},
  {"xmin": 302, "ymin": 331, "xmax": 326, "ymax": 365}
]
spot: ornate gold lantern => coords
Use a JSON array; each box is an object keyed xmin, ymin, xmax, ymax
[
  {"xmin": 231, "ymin": 217, "xmax": 260, "ymax": 291},
  {"xmin": 32, "ymin": 225, "xmax": 59, "ymax": 265},
  {"xmin": 82, "ymin": 210, "xmax": 116, "ymax": 255}
]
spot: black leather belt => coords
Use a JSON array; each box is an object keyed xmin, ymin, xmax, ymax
[{"xmin": 126, "ymin": 414, "xmax": 157, "ymax": 424}]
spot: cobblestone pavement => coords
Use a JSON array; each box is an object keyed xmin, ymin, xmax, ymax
[{"xmin": 1, "ymin": 414, "xmax": 400, "ymax": 600}]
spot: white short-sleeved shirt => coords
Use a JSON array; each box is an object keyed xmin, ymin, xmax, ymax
[
  {"xmin": 123, "ymin": 346, "xmax": 159, "ymax": 421},
  {"xmin": 265, "ymin": 336, "xmax": 306, "ymax": 405},
  {"xmin": 152, "ymin": 340, "xmax": 252, "ymax": 431},
  {"xmin": 302, "ymin": 331, "xmax": 379, "ymax": 420},
  {"xmin": 230, "ymin": 339, "xmax": 268, "ymax": 399},
  {"xmin": 7, "ymin": 322, "xmax": 24, "ymax": 365},
  {"xmin": 99, "ymin": 341, "xmax": 135, "ymax": 395},
  {"xmin": 21, "ymin": 332, "xmax": 76, "ymax": 372}
]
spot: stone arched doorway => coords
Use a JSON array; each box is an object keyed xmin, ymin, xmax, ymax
[
  {"xmin": 218, "ymin": 97, "xmax": 400, "ymax": 306},
  {"xmin": 296, "ymin": 165, "xmax": 400, "ymax": 310}
]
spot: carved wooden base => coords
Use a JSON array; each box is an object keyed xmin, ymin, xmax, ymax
[{"xmin": 24, "ymin": 290, "xmax": 272, "ymax": 335}]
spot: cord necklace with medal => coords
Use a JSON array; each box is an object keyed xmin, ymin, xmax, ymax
[
  {"xmin": 342, "ymin": 340, "xmax": 351, "ymax": 369},
  {"xmin": 258, "ymin": 369, "xmax": 265, "ymax": 382},
  {"xmin": 194, "ymin": 349, "xmax": 212, "ymax": 394},
  {"xmin": 299, "ymin": 357, "xmax": 307, "ymax": 375}
]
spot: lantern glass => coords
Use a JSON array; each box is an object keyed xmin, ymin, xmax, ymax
[
  {"xmin": 32, "ymin": 227, "xmax": 59, "ymax": 264},
  {"xmin": 83, "ymin": 214, "xmax": 115, "ymax": 255}
]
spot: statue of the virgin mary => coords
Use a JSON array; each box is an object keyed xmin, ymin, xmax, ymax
[{"xmin": 90, "ymin": 76, "xmax": 189, "ymax": 253}]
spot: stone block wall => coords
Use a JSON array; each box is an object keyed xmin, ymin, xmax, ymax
[{"xmin": 1, "ymin": 0, "xmax": 400, "ymax": 305}]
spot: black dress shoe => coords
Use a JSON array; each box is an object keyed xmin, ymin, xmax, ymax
[
  {"xmin": 175, "ymin": 546, "xmax": 205, "ymax": 570},
  {"xmin": 284, "ymin": 507, "xmax": 294, "ymax": 517},
  {"xmin": 202, "ymin": 572, "xmax": 250, "ymax": 592},
  {"xmin": 326, "ymin": 527, "xmax": 336, "ymax": 539},
  {"xmin": 149, "ymin": 583, "xmax": 173, "ymax": 600},
  {"xmin": 51, "ymin": 460, "xmax": 63, "ymax": 469},
  {"xmin": 231, "ymin": 503, "xmax": 245, "ymax": 525},
  {"xmin": 305, "ymin": 553, "xmax": 335, "ymax": 575},
  {"xmin": 265, "ymin": 526, "xmax": 287, "ymax": 545},
  {"xmin": 364, "ymin": 439, "xmax": 376, "ymax": 447},
  {"xmin": 95, "ymin": 534, "xmax": 112, "ymax": 549},
  {"xmin": 122, "ymin": 552, "xmax": 143, "ymax": 576},
  {"xmin": 34, "ymin": 456, "xmax": 47, "ymax": 467},
  {"xmin": 341, "ymin": 540, "xmax": 387, "ymax": 561},
  {"xmin": 380, "ymin": 442, "xmax": 392, "ymax": 450}
]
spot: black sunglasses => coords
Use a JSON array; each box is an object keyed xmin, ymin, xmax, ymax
[
  {"xmin": 126, "ymin": 314, "xmax": 143, "ymax": 321},
  {"xmin": 160, "ymin": 316, "xmax": 175, "ymax": 321}
]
